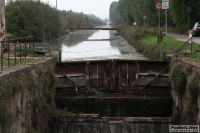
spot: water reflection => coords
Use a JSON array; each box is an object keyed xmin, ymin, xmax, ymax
[
  {"xmin": 58, "ymin": 25, "xmax": 146, "ymax": 61},
  {"xmin": 62, "ymin": 28, "xmax": 121, "ymax": 61}
]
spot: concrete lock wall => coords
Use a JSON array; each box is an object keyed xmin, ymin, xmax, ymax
[
  {"xmin": 171, "ymin": 58, "xmax": 200, "ymax": 125},
  {"xmin": 53, "ymin": 117, "xmax": 171, "ymax": 133},
  {"xmin": 0, "ymin": 0, "xmax": 5, "ymax": 55},
  {"xmin": 0, "ymin": 58, "xmax": 55, "ymax": 133}
]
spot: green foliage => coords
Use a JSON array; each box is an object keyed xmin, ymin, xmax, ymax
[
  {"xmin": 169, "ymin": 0, "xmax": 200, "ymax": 32},
  {"xmin": 186, "ymin": 72, "xmax": 199, "ymax": 109},
  {"xmin": 84, "ymin": 88, "xmax": 104, "ymax": 96},
  {"xmin": 109, "ymin": 1, "xmax": 122, "ymax": 24},
  {"xmin": 6, "ymin": 0, "xmax": 65, "ymax": 41},
  {"xmin": 109, "ymin": 0, "xmax": 200, "ymax": 30},
  {"xmin": 25, "ymin": 127, "xmax": 37, "ymax": 133},
  {"xmin": 170, "ymin": 63, "xmax": 187, "ymax": 95},
  {"xmin": 109, "ymin": 0, "xmax": 170, "ymax": 26},
  {"xmin": 0, "ymin": 60, "xmax": 61, "ymax": 132},
  {"xmin": 61, "ymin": 10, "xmax": 104, "ymax": 28}
]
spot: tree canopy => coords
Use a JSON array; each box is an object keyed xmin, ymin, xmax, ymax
[
  {"xmin": 60, "ymin": 10, "xmax": 105, "ymax": 28},
  {"xmin": 6, "ymin": 0, "xmax": 104, "ymax": 41},
  {"xmin": 109, "ymin": 0, "xmax": 199, "ymax": 32},
  {"xmin": 6, "ymin": 0, "xmax": 64, "ymax": 41}
]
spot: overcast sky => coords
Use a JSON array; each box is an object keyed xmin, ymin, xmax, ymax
[{"xmin": 41, "ymin": 0, "xmax": 118, "ymax": 19}]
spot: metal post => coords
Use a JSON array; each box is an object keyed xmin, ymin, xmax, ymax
[
  {"xmin": 20, "ymin": 41, "xmax": 21, "ymax": 62},
  {"xmin": 97, "ymin": 64, "xmax": 98, "ymax": 88},
  {"xmin": 8, "ymin": 41, "xmax": 10, "ymax": 67},
  {"xmin": 191, "ymin": 38, "xmax": 192, "ymax": 55},
  {"xmin": 25, "ymin": 39, "xmax": 26, "ymax": 60},
  {"xmin": 1, "ymin": 42, "xmax": 3, "ymax": 71},
  {"xmin": 14, "ymin": 42, "xmax": 16, "ymax": 64},
  {"xmin": 56, "ymin": 0, "xmax": 57, "ymax": 9},
  {"xmin": 59, "ymin": 51, "xmax": 61, "ymax": 62},
  {"xmin": 158, "ymin": 10, "xmax": 160, "ymax": 32},
  {"xmin": 33, "ymin": 42, "xmax": 35, "ymax": 53},
  {"xmin": 165, "ymin": 9, "xmax": 168, "ymax": 36},
  {"xmin": 188, "ymin": 12, "xmax": 189, "ymax": 31}
]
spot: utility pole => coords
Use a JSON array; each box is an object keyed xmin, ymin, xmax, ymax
[{"xmin": 56, "ymin": 0, "xmax": 57, "ymax": 9}]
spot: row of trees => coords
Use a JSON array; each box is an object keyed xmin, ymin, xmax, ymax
[
  {"xmin": 6, "ymin": 0, "xmax": 64, "ymax": 41},
  {"xmin": 109, "ymin": 0, "xmax": 200, "ymax": 32},
  {"xmin": 60, "ymin": 10, "xmax": 104, "ymax": 28},
  {"xmin": 6, "ymin": 0, "xmax": 103, "ymax": 41}
]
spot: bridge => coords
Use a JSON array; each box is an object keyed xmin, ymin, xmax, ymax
[{"xmin": 65, "ymin": 27, "xmax": 119, "ymax": 31}]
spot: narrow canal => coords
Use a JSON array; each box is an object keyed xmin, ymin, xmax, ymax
[
  {"xmin": 60, "ymin": 25, "xmax": 146, "ymax": 61},
  {"xmin": 53, "ymin": 25, "xmax": 172, "ymax": 133}
]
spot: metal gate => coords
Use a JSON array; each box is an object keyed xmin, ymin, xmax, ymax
[{"xmin": 55, "ymin": 59, "xmax": 171, "ymax": 93}]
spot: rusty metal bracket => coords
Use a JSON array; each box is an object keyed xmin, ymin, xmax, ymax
[
  {"xmin": 173, "ymin": 37, "xmax": 193, "ymax": 57},
  {"xmin": 55, "ymin": 65, "xmax": 83, "ymax": 91},
  {"xmin": 140, "ymin": 65, "xmax": 169, "ymax": 92},
  {"xmin": 140, "ymin": 37, "xmax": 192, "ymax": 92}
]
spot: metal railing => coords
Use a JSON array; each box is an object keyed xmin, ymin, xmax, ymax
[{"xmin": 0, "ymin": 36, "xmax": 35, "ymax": 71}]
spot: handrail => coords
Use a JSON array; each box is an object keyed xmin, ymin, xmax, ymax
[
  {"xmin": 0, "ymin": 36, "xmax": 34, "ymax": 71},
  {"xmin": 173, "ymin": 37, "xmax": 192, "ymax": 57}
]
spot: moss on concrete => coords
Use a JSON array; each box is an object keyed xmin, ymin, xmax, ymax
[{"xmin": 0, "ymin": 59, "xmax": 64, "ymax": 132}]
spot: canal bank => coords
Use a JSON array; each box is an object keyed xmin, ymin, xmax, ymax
[
  {"xmin": 53, "ymin": 25, "xmax": 173, "ymax": 133},
  {"xmin": 0, "ymin": 57, "xmax": 64, "ymax": 133},
  {"xmin": 0, "ymin": 25, "xmax": 200, "ymax": 132},
  {"xmin": 117, "ymin": 25, "xmax": 200, "ymax": 126},
  {"xmin": 170, "ymin": 57, "xmax": 200, "ymax": 126}
]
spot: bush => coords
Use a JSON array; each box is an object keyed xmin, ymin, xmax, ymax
[
  {"xmin": 6, "ymin": 0, "xmax": 65, "ymax": 41},
  {"xmin": 170, "ymin": 63, "xmax": 187, "ymax": 95}
]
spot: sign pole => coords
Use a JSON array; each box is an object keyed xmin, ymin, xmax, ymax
[
  {"xmin": 186, "ymin": 6, "xmax": 192, "ymax": 31},
  {"xmin": 158, "ymin": 10, "xmax": 160, "ymax": 32},
  {"xmin": 155, "ymin": 1, "xmax": 162, "ymax": 43},
  {"xmin": 162, "ymin": 0, "xmax": 169, "ymax": 36},
  {"xmin": 188, "ymin": 12, "xmax": 189, "ymax": 31},
  {"xmin": 165, "ymin": 9, "xmax": 167, "ymax": 36}
]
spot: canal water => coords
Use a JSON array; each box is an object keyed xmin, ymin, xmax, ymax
[
  {"xmin": 52, "ymin": 25, "xmax": 171, "ymax": 133},
  {"xmin": 60, "ymin": 25, "xmax": 146, "ymax": 61}
]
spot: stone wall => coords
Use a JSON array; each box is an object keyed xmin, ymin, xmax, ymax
[
  {"xmin": 0, "ymin": 58, "xmax": 58, "ymax": 133},
  {"xmin": 53, "ymin": 117, "xmax": 171, "ymax": 133},
  {"xmin": 170, "ymin": 58, "xmax": 200, "ymax": 125}
]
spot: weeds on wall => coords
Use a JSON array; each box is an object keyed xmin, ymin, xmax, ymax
[
  {"xmin": 187, "ymin": 72, "xmax": 199, "ymax": 107},
  {"xmin": 186, "ymin": 71, "xmax": 200, "ymax": 124},
  {"xmin": 170, "ymin": 61, "xmax": 200, "ymax": 125},
  {"xmin": 170, "ymin": 63, "xmax": 187, "ymax": 96},
  {"xmin": 0, "ymin": 60, "xmax": 64, "ymax": 132}
]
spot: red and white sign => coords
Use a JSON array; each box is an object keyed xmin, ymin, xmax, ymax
[{"xmin": 155, "ymin": 2, "xmax": 162, "ymax": 10}]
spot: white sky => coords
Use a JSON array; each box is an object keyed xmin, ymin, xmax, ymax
[{"xmin": 41, "ymin": 0, "xmax": 118, "ymax": 19}]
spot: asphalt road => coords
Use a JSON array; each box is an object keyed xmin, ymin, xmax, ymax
[{"xmin": 166, "ymin": 33, "xmax": 200, "ymax": 44}]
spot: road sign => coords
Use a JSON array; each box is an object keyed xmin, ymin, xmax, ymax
[
  {"xmin": 155, "ymin": 2, "xmax": 162, "ymax": 10},
  {"xmin": 186, "ymin": 6, "xmax": 192, "ymax": 12},
  {"xmin": 162, "ymin": 0, "xmax": 169, "ymax": 9}
]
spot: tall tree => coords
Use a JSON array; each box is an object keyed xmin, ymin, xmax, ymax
[{"xmin": 6, "ymin": 0, "xmax": 64, "ymax": 41}]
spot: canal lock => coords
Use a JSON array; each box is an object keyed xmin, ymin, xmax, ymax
[{"xmin": 54, "ymin": 60, "xmax": 173, "ymax": 133}]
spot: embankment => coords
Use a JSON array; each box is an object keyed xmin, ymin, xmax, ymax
[{"xmin": 0, "ymin": 58, "xmax": 63, "ymax": 133}]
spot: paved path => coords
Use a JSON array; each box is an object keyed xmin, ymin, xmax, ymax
[{"xmin": 166, "ymin": 33, "xmax": 200, "ymax": 44}]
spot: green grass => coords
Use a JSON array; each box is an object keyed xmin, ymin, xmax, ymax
[{"xmin": 137, "ymin": 32, "xmax": 200, "ymax": 62}]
